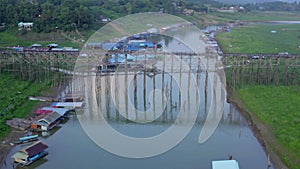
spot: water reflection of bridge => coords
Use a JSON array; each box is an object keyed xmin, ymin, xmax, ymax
[
  {"xmin": 70, "ymin": 49, "xmax": 227, "ymax": 132},
  {"xmin": 98, "ymin": 102, "xmax": 246, "ymax": 126}
]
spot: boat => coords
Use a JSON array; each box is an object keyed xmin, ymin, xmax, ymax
[
  {"xmin": 12, "ymin": 141, "xmax": 48, "ymax": 166},
  {"xmin": 13, "ymin": 135, "xmax": 39, "ymax": 145},
  {"xmin": 212, "ymin": 160, "xmax": 240, "ymax": 169}
]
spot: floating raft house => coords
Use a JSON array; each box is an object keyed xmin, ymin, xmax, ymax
[
  {"xmin": 31, "ymin": 111, "xmax": 62, "ymax": 131},
  {"xmin": 31, "ymin": 107, "xmax": 69, "ymax": 131},
  {"xmin": 12, "ymin": 141, "xmax": 48, "ymax": 166},
  {"xmin": 51, "ymin": 102, "xmax": 83, "ymax": 109},
  {"xmin": 40, "ymin": 107, "xmax": 70, "ymax": 116}
]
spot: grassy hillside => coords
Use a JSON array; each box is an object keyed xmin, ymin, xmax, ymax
[
  {"xmin": 0, "ymin": 73, "xmax": 50, "ymax": 139},
  {"xmin": 0, "ymin": 28, "xmax": 96, "ymax": 48}
]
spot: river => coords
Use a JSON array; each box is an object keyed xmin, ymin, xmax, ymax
[{"xmin": 2, "ymin": 14, "xmax": 273, "ymax": 169}]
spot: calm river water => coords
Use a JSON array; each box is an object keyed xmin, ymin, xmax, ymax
[{"xmin": 2, "ymin": 25, "xmax": 273, "ymax": 169}]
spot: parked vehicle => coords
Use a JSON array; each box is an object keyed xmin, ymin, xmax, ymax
[{"xmin": 252, "ymin": 55, "xmax": 264, "ymax": 59}]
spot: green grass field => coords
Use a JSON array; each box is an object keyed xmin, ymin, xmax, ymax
[
  {"xmin": 213, "ymin": 11, "xmax": 300, "ymax": 21},
  {"xmin": 217, "ymin": 24, "xmax": 300, "ymax": 54},
  {"xmin": 0, "ymin": 73, "xmax": 50, "ymax": 139},
  {"xmin": 236, "ymin": 85, "xmax": 300, "ymax": 169}
]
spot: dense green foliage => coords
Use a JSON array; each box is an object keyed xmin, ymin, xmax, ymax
[
  {"xmin": 237, "ymin": 86, "xmax": 300, "ymax": 169},
  {"xmin": 0, "ymin": 0, "xmax": 209, "ymax": 33},
  {"xmin": 217, "ymin": 24, "xmax": 300, "ymax": 54},
  {"xmin": 0, "ymin": 73, "xmax": 49, "ymax": 139},
  {"xmin": 1, "ymin": 0, "xmax": 300, "ymax": 33},
  {"xmin": 244, "ymin": 1, "xmax": 300, "ymax": 12}
]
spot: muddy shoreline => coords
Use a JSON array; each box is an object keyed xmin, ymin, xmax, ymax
[
  {"xmin": 0, "ymin": 85, "xmax": 67, "ymax": 168},
  {"xmin": 228, "ymin": 90, "xmax": 289, "ymax": 169}
]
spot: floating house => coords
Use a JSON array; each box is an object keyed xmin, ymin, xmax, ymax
[
  {"xmin": 125, "ymin": 45, "xmax": 140, "ymax": 51},
  {"xmin": 12, "ymin": 141, "xmax": 48, "ymax": 166},
  {"xmin": 35, "ymin": 109, "xmax": 53, "ymax": 115},
  {"xmin": 51, "ymin": 102, "xmax": 83, "ymax": 110},
  {"xmin": 62, "ymin": 93, "xmax": 83, "ymax": 102},
  {"xmin": 40, "ymin": 107, "xmax": 70, "ymax": 116},
  {"xmin": 31, "ymin": 108, "xmax": 69, "ymax": 131},
  {"xmin": 31, "ymin": 111, "xmax": 62, "ymax": 131},
  {"xmin": 212, "ymin": 160, "xmax": 240, "ymax": 169}
]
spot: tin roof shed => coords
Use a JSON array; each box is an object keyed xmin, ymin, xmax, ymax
[
  {"xmin": 38, "ymin": 111, "xmax": 61, "ymax": 125},
  {"xmin": 12, "ymin": 141, "xmax": 48, "ymax": 159},
  {"xmin": 40, "ymin": 107, "xmax": 69, "ymax": 116}
]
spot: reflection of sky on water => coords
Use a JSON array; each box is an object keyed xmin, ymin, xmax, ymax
[
  {"xmin": 3, "ymin": 102, "xmax": 272, "ymax": 169},
  {"xmin": 2, "ymin": 17, "xmax": 273, "ymax": 169}
]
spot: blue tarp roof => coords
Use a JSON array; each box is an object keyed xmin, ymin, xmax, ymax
[
  {"xmin": 108, "ymin": 55, "xmax": 126, "ymax": 63},
  {"xmin": 139, "ymin": 42, "xmax": 155, "ymax": 48},
  {"xmin": 125, "ymin": 46, "xmax": 140, "ymax": 51}
]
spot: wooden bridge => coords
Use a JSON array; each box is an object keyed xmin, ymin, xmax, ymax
[
  {"xmin": 0, "ymin": 50, "xmax": 299, "ymax": 88},
  {"xmin": 223, "ymin": 53, "xmax": 300, "ymax": 58}
]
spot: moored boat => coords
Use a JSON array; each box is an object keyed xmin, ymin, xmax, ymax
[
  {"xmin": 13, "ymin": 135, "xmax": 39, "ymax": 145},
  {"xmin": 212, "ymin": 160, "xmax": 240, "ymax": 169}
]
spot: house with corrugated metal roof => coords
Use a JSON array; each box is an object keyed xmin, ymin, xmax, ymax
[
  {"xmin": 31, "ymin": 111, "xmax": 61, "ymax": 131},
  {"xmin": 31, "ymin": 107, "xmax": 70, "ymax": 131},
  {"xmin": 12, "ymin": 141, "xmax": 48, "ymax": 165}
]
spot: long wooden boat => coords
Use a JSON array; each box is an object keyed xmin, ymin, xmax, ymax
[{"xmin": 13, "ymin": 135, "xmax": 39, "ymax": 145}]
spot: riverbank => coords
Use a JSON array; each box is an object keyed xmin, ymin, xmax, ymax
[
  {"xmin": 228, "ymin": 86, "xmax": 300, "ymax": 169},
  {"xmin": 0, "ymin": 85, "xmax": 67, "ymax": 168}
]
